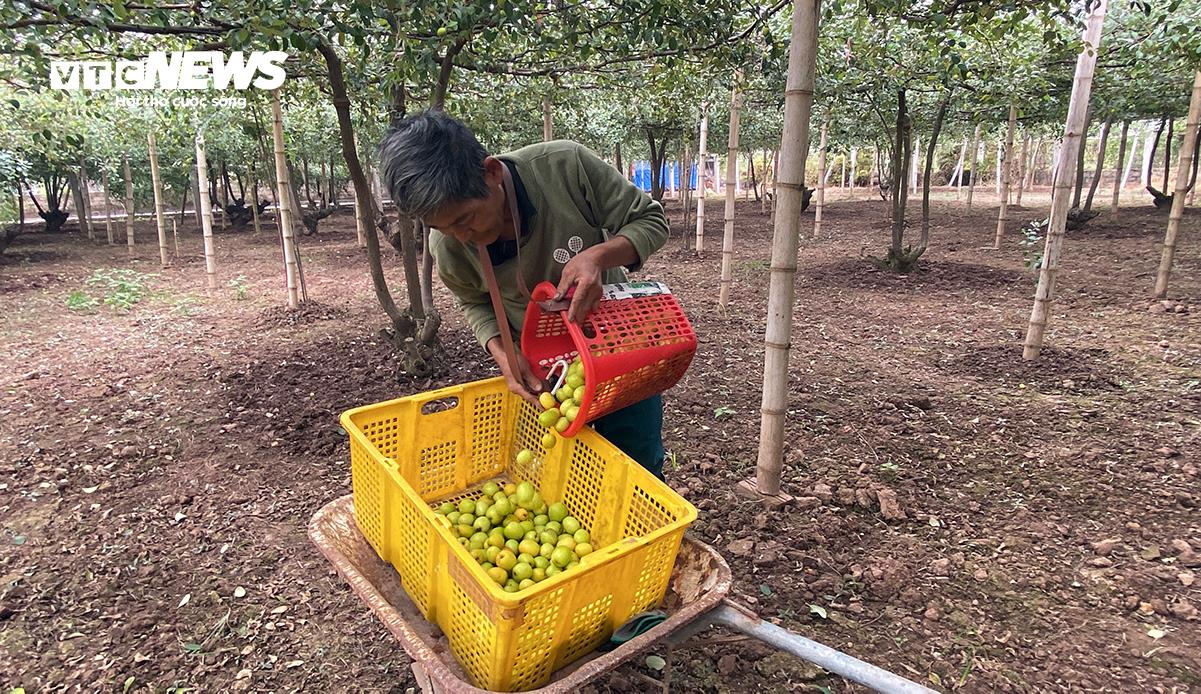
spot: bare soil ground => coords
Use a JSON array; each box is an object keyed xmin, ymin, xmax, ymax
[{"xmin": 1, "ymin": 190, "xmax": 1198, "ymax": 693}]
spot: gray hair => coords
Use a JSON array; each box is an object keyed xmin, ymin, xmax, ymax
[{"xmin": 376, "ymin": 110, "xmax": 490, "ymax": 219}]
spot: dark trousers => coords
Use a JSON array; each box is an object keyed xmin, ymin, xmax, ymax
[{"xmin": 592, "ymin": 395, "xmax": 665, "ymax": 480}]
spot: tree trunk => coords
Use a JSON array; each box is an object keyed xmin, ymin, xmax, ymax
[
  {"xmin": 103, "ymin": 178, "xmax": 114, "ymax": 244},
  {"xmin": 194, "ymin": 135, "xmax": 218, "ymax": 290},
  {"xmin": 614, "ymin": 143, "xmax": 623, "ymax": 177},
  {"xmin": 1163, "ymin": 116, "xmax": 1173, "ymax": 192},
  {"xmin": 1153, "ymin": 71, "xmax": 1201, "ymax": 298},
  {"xmin": 994, "ymin": 140, "xmax": 1002, "ymax": 196},
  {"xmin": 753, "ymin": 0, "xmax": 819, "ymax": 498},
  {"xmin": 966, "ymin": 123, "xmax": 981, "ymax": 209},
  {"xmin": 850, "ymin": 147, "xmax": 858, "ymax": 197},
  {"xmin": 218, "ymin": 161, "xmax": 229, "ymax": 230},
  {"xmin": 122, "ymin": 154, "xmax": 135, "ymax": 252},
  {"xmin": 1072, "ymin": 113, "xmax": 1090, "ymax": 208},
  {"xmin": 889, "ymin": 90, "xmax": 912, "ymax": 263},
  {"xmin": 1083, "ymin": 116, "xmax": 1112, "ymax": 213},
  {"xmin": 748, "ymin": 150, "xmax": 760, "ymax": 203},
  {"xmin": 249, "ymin": 161, "xmax": 262, "ymax": 234},
  {"xmin": 1026, "ymin": 139, "xmax": 1042, "ymax": 190},
  {"xmin": 1145, "ymin": 116, "xmax": 1166, "ymax": 185},
  {"xmin": 994, "ymin": 103, "xmax": 1017, "ymax": 249},
  {"xmin": 271, "ymin": 92, "xmax": 301, "ymax": 308},
  {"xmin": 952, "ymin": 139, "xmax": 966, "ymax": 199},
  {"xmin": 910, "ymin": 134, "xmax": 920, "ymax": 194},
  {"xmin": 542, "ymin": 94, "xmax": 553, "ymax": 141},
  {"xmin": 1025, "ymin": 0, "xmax": 1108, "ymax": 360},
  {"xmin": 814, "ymin": 117, "xmax": 828, "ymax": 239},
  {"xmin": 1109, "ymin": 120, "xmax": 1130, "ymax": 213},
  {"xmin": 317, "ymin": 38, "xmax": 442, "ymax": 375},
  {"xmin": 1117, "ymin": 123, "xmax": 1139, "ymax": 210},
  {"xmin": 695, "ymin": 106, "xmax": 709, "ymax": 253},
  {"xmin": 680, "ymin": 140, "xmax": 692, "ymax": 248},
  {"xmin": 1016, "ymin": 134, "xmax": 1030, "ymax": 207},
  {"xmin": 178, "ymin": 176, "xmax": 189, "ymax": 225},
  {"xmin": 918, "ymin": 91, "xmax": 953, "ymax": 257},
  {"xmin": 771, "ymin": 148, "xmax": 779, "ymax": 219},
  {"xmin": 719, "ymin": 77, "xmax": 741, "ymax": 308},
  {"xmin": 190, "ymin": 166, "xmax": 202, "ymax": 226},
  {"xmin": 78, "ymin": 156, "xmax": 93, "ymax": 239},
  {"xmin": 147, "ymin": 132, "xmax": 169, "ymax": 267},
  {"xmin": 68, "ymin": 170, "xmax": 86, "ymax": 235}
]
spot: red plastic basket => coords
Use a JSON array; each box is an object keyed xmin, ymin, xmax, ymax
[{"xmin": 520, "ymin": 280, "xmax": 697, "ymax": 437}]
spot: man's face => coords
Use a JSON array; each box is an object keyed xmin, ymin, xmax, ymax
[{"xmin": 424, "ymin": 157, "xmax": 509, "ymax": 246}]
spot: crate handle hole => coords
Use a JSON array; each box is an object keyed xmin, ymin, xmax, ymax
[{"xmin": 421, "ymin": 396, "xmax": 460, "ymax": 414}]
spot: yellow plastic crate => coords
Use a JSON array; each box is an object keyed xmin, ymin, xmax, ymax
[{"xmin": 340, "ymin": 377, "xmax": 696, "ymax": 692}]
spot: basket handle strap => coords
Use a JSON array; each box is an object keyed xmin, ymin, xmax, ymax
[
  {"xmin": 499, "ymin": 161, "xmax": 532, "ymax": 301},
  {"xmin": 476, "ymin": 243, "xmax": 521, "ymax": 380}
]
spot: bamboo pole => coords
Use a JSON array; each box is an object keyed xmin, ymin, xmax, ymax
[
  {"xmin": 966, "ymin": 124, "xmax": 981, "ymax": 209},
  {"xmin": 1153, "ymin": 71, "xmax": 1201, "ymax": 298},
  {"xmin": 719, "ymin": 78, "xmax": 742, "ymax": 308},
  {"xmin": 695, "ymin": 106, "xmax": 709, "ymax": 252},
  {"xmin": 147, "ymin": 132, "xmax": 169, "ymax": 267},
  {"xmin": 172, "ymin": 218, "xmax": 179, "ymax": 259},
  {"xmin": 271, "ymin": 91, "xmax": 301, "ymax": 309},
  {"xmin": 103, "ymin": 177, "xmax": 114, "ymax": 244},
  {"xmin": 195, "ymin": 134, "xmax": 218, "ymax": 290},
  {"xmin": 1024, "ymin": 0, "xmax": 1108, "ymax": 360},
  {"xmin": 994, "ymin": 104, "xmax": 1017, "ymax": 249},
  {"xmin": 1110, "ymin": 120, "xmax": 1129, "ymax": 213},
  {"xmin": 122, "ymin": 154, "xmax": 135, "ymax": 253},
  {"xmin": 814, "ymin": 117, "xmax": 828, "ymax": 238},
  {"xmin": 751, "ymin": 0, "xmax": 819, "ymax": 498}
]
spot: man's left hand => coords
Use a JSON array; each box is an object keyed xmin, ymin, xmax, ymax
[
  {"xmin": 553, "ymin": 236, "xmax": 640, "ymax": 324},
  {"xmin": 555, "ymin": 251, "xmax": 603, "ymax": 324}
]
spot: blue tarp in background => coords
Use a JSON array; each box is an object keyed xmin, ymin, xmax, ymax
[{"xmin": 631, "ymin": 162, "xmax": 698, "ymax": 192}]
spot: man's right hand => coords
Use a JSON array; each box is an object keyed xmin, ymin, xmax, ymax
[{"xmin": 486, "ymin": 336, "xmax": 546, "ymax": 407}]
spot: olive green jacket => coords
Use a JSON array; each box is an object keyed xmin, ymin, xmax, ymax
[{"xmin": 430, "ymin": 140, "xmax": 669, "ymax": 349}]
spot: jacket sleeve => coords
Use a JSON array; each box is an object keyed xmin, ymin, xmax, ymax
[
  {"xmin": 430, "ymin": 236, "xmax": 502, "ymax": 350},
  {"xmin": 575, "ymin": 145, "xmax": 669, "ymax": 272}
]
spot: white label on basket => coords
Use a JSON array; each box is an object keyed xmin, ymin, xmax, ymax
[{"xmin": 601, "ymin": 281, "xmax": 671, "ymax": 301}]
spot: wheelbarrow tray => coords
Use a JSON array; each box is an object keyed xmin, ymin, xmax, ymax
[{"xmin": 309, "ymin": 494, "xmax": 731, "ymax": 693}]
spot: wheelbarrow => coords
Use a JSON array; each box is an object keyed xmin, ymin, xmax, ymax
[{"xmin": 309, "ymin": 495, "xmax": 936, "ymax": 694}]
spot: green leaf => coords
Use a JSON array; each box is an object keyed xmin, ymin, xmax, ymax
[
  {"xmin": 809, "ymin": 604, "xmax": 828, "ymax": 619},
  {"xmin": 123, "ymin": 676, "xmax": 136, "ymax": 693},
  {"xmin": 644, "ymin": 655, "xmax": 666, "ymax": 671}
]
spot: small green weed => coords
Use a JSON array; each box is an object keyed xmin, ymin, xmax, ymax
[
  {"xmin": 227, "ymin": 274, "xmax": 249, "ymax": 301},
  {"xmin": 85, "ymin": 268, "xmax": 157, "ymax": 312},
  {"xmin": 66, "ymin": 290, "xmax": 99, "ymax": 312}
]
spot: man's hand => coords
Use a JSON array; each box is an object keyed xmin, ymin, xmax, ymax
[
  {"xmin": 555, "ymin": 236, "xmax": 640, "ymax": 323},
  {"xmin": 486, "ymin": 336, "xmax": 545, "ymax": 406}
]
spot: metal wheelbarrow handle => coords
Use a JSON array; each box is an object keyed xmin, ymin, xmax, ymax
[{"xmin": 668, "ymin": 599, "xmax": 937, "ymax": 694}]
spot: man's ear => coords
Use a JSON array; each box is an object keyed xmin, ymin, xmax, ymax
[{"xmin": 483, "ymin": 156, "xmax": 506, "ymax": 188}]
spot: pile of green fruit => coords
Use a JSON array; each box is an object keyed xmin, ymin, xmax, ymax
[
  {"xmin": 434, "ymin": 479, "xmax": 594, "ymax": 593},
  {"xmin": 535, "ymin": 355, "xmax": 587, "ymax": 445}
]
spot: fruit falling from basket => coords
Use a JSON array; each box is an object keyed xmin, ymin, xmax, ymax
[
  {"xmin": 433, "ymin": 473, "xmax": 593, "ymax": 594},
  {"xmin": 534, "ymin": 354, "xmax": 586, "ymax": 441}
]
